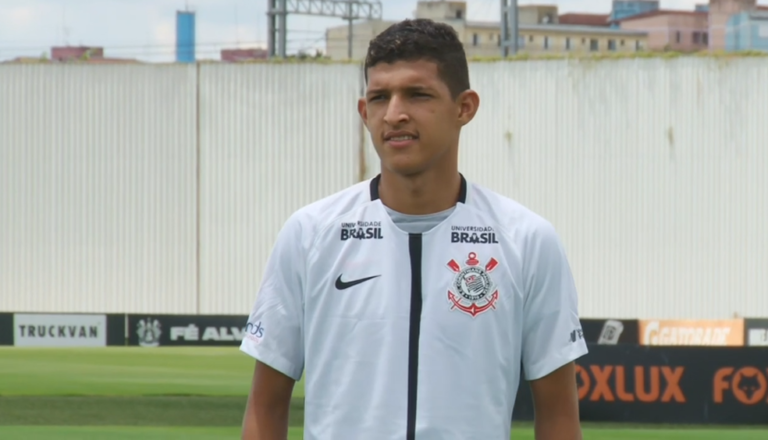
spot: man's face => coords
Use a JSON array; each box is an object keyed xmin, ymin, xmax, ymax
[{"xmin": 358, "ymin": 59, "xmax": 478, "ymax": 177}]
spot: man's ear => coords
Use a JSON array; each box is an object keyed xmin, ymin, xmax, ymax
[
  {"xmin": 357, "ymin": 97, "xmax": 368, "ymax": 127},
  {"xmin": 456, "ymin": 89, "xmax": 480, "ymax": 127}
]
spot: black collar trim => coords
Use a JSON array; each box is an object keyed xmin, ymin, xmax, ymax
[{"xmin": 369, "ymin": 174, "xmax": 467, "ymax": 204}]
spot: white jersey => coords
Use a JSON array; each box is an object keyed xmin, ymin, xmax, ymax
[{"xmin": 241, "ymin": 174, "xmax": 588, "ymax": 440}]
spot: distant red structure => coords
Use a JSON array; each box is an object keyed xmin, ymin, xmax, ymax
[
  {"xmin": 558, "ymin": 13, "xmax": 611, "ymax": 26},
  {"xmin": 46, "ymin": 46, "xmax": 139, "ymax": 63},
  {"xmin": 221, "ymin": 48, "xmax": 268, "ymax": 62},
  {"xmin": 51, "ymin": 46, "xmax": 104, "ymax": 61}
]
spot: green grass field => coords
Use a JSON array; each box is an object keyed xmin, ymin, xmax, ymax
[{"xmin": 0, "ymin": 347, "xmax": 765, "ymax": 439}]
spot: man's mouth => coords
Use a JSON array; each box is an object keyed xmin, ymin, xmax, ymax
[{"xmin": 384, "ymin": 131, "xmax": 419, "ymax": 143}]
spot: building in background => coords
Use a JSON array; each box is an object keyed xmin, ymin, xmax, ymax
[
  {"xmin": 616, "ymin": 10, "xmax": 709, "ymax": 51},
  {"xmin": 518, "ymin": 4, "xmax": 559, "ymax": 24},
  {"xmin": 325, "ymin": 0, "xmax": 648, "ymax": 60},
  {"xmin": 708, "ymin": 0, "xmax": 757, "ymax": 50},
  {"xmin": 558, "ymin": 13, "xmax": 611, "ymax": 27},
  {"xmin": 726, "ymin": 10, "xmax": 768, "ymax": 50},
  {"xmin": 221, "ymin": 48, "xmax": 269, "ymax": 62},
  {"xmin": 467, "ymin": 21, "xmax": 647, "ymax": 55},
  {"xmin": 609, "ymin": 0, "xmax": 660, "ymax": 26},
  {"xmin": 695, "ymin": 3, "xmax": 711, "ymax": 11},
  {"xmin": 176, "ymin": 10, "xmax": 196, "ymax": 63},
  {"xmin": 415, "ymin": 0, "xmax": 468, "ymax": 22},
  {"xmin": 325, "ymin": 19, "xmax": 398, "ymax": 60}
]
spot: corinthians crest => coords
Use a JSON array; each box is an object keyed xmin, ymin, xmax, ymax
[
  {"xmin": 137, "ymin": 318, "xmax": 162, "ymax": 347},
  {"xmin": 447, "ymin": 252, "xmax": 500, "ymax": 317}
]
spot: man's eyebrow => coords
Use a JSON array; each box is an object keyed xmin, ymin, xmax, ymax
[
  {"xmin": 405, "ymin": 85, "xmax": 432, "ymax": 92},
  {"xmin": 366, "ymin": 85, "xmax": 435, "ymax": 96},
  {"xmin": 366, "ymin": 88, "xmax": 387, "ymax": 96}
]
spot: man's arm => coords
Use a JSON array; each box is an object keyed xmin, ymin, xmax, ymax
[
  {"xmin": 529, "ymin": 362, "xmax": 582, "ymax": 440},
  {"xmin": 242, "ymin": 361, "xmax": 296, "ymax": 440},
  {"xmin": 520, "ymin": 219, "xmax": 588, "ymax": 440},
  {"xmin": 239, "ymin": 214, "xmax": 306, "ymax": 439}
]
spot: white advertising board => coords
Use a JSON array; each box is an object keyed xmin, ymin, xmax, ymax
[{"xmin": 14, "ymin": 313, "xmax": 107, "ymax": 347}]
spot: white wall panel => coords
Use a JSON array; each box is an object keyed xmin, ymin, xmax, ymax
[
  {"xmin": 197, "ymin": 63, "xmax": 365, "ymax": 315},
  {"xmin": 454, "ymin": 58, "xmax": 768, "ymax": 319},
  {"xmin": 0, "ymin": 64, "xmax": 198, "ymax": 314},
  {"xmin": 1, "ymin": 58, "xmax": 766, "ymax": 320}
]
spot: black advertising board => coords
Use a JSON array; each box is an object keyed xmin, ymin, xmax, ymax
[
  {"xmin": 745, "ymin": 318, "xmax": 768, "ymax": 347},
  {"xmin": 127, "ymin": 314, "xmax": 249, "ymax": 347},
  {"xmin": 512, "ymin": 344, "xmax": 768, "ymax": 425},
  {"xmin": 580, "ymin": 318, "xmax": 639, "ymax": 345},
  {"xmin": 0, "ymin": 313, "xmax": 12, "ymax": 345},
  {"xmin": 106, "ymin": 314, "xmax": 127, "ymax": 346}
]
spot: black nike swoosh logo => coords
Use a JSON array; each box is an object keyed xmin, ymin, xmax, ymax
[{"xmin": 335, "ymin": 274, "xmax": 381, "ymax": 290}]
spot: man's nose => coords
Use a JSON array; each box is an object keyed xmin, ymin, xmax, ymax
[{"xmin": 383, "ymin": 95, "xmax": 409, "ymax": 126}]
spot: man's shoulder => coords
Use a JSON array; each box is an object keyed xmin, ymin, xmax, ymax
[
  {"xmin": 467, "ymin": 180, "xmax": 556, "ymax": 237},
  {"xmin": 283, "ymin": 179, "xmax": 375, "ymax": 238}
]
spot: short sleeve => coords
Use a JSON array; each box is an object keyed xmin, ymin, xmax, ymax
[
  {"xmin": 521, "ymin": 220, "xmax": 588, "ymax": 381},
  {"xmin": 240, "ymin": 214, "xmax": 306, "ymax": 381}
]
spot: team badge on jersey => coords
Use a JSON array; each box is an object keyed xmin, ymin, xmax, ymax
[{"xmin": 446, "ymin": 252, "xmax": 500, "ymax": 317}]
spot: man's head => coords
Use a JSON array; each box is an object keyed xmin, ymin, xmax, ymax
[{"xmin": 358, "ymin": 19, "xmax": 480, "ymax": 177}]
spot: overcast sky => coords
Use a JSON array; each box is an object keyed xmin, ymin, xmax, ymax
[{"xmin": 0, "ymin": 0, "xmax": 716, "ymax": 62}]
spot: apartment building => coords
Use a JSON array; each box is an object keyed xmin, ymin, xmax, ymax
[{"xmin": 325, "ymin": 1, "xmax": 648, "ymax": 60}]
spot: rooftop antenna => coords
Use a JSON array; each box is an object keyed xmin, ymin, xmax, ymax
[
  {"xmin": 235, "ymin": 3, "xmax": 241, "ymax": 46},
  {"xmin": 62, "ymin": 5, "xmax": 71, "ymax": 46}
]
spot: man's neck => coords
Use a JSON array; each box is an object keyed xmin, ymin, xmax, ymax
[{"xmin": 377, "ymin": 168, "xmax": 462, "ymax": 215}]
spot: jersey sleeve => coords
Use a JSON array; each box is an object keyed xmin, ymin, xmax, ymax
[
  {"xmin": 240, "ymin": 214, "xmax": 306, "ymax": 381},
  {"xmin": 521, "ymin": 220, "xmax": 588, "ymax": 381}
]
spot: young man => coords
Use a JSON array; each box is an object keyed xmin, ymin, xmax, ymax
[{"xmin": 240, "ymin": 18, "xmax": 587, "ymax": 440}]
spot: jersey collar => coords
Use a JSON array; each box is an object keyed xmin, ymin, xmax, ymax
[{"xmin": 369, "ymin": 173, "xmax": 468, "ymax": 204}]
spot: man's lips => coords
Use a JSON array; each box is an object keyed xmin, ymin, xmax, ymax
[{"xmin": 384, "ymin": 131, "xmax": 418, "ymax": 148}]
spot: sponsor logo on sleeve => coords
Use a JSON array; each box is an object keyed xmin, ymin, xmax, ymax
[
  {"xmin": 569, "ymin": 328, "xmax": 585, "ymax": 344},
  {"xmin": 245, "ymin": 321, "xmax": 265, "ymax": 344}
]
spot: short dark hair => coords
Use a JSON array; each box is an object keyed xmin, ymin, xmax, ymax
[{"xmin": 364, "ymin": 19, "xmax": 470, "ymax": 99}]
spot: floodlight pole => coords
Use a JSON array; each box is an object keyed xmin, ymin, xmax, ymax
[
  {"xmin": 500, "ymin": 0, "xmax": 519, "ymax": 57},
  {"xmin": 267, "ymin": 0, "xmax": 383, "ymax": 59}
]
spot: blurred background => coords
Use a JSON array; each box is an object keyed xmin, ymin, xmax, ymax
[{"xmin": 1, "ymin": 1, "xmax": 767, "ymax": 439}]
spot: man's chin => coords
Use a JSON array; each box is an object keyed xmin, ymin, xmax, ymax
[{"xmin": 381, "ymin": 161, "xmax": 429, "ymax": 177}]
